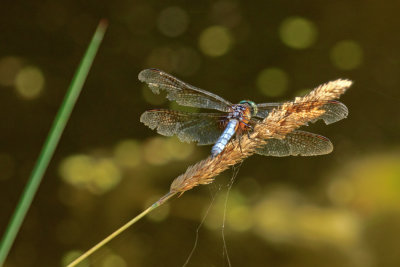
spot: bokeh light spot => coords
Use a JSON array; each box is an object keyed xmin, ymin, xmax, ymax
[
  {"xmin": 165, "ymin": 137, "xmax": 194, "ymax": 161},
  {"xmin": 330, "ymin": 40, "xmax": 363, "ymax": 70},
  {"xmin": 102, "ymin": 254, "xmax": 127, "ymax": 267},
  {"xmin": 329, "ymin": 153, "xmax": 400, "ymax": 213},
  {"xmin": 147, "ymin": 201, "xmax": 170, "ymax": 222},
  {"xmin": 228, "ymin": 205, "xmax": 253, "ymax": 231},
  {"xmin": 114, "ymin": 139, "xmax": 141, "ymax": 168},
  {"xmin": 253, "ymin": 189, "xmax": 360, "ymax": 246},
  {"xmin": 295, "ymin": 206, "xmax": 360, "ymax": 246},
  {"xmin": 143, "ymin": 137, "xmax": 171, "ymax": 165},
  {"xmin": 15, "ymin": 66, "xmax": 45, "ymax": 99},
  {"xmin": 62, "ymin": 250, "xmax": 89, "ymax": 267},
  {"xmin": 256, "ymin": 68, "xmax": 289, "ymax": 97},
  {"xmin": 253, "ymin": 192, "xmax": 294, "ymax": 242},
  {"xmin": 204, "ymin": 190, "xmax": 247, "ymax": 230},
  {"xmin": 59, "ymin": 154, "xmax": 121, "ymax": 194},
  {"xmin": 0, "ymin": 56, "xmax": 23, "ymax": 86},
  {"xmin": 279, "ymin": 17, "xmax": 317, "ymax": 49},
  {"xmin": 198, "ymin": 25, "xmax": 233, "ymax": 57},
  {"xmin": 157, "ymin": 6, "xmax": 189, "ymax": 37},
  {"xmin": 328, "ymin": 178, "xmax": 355, "ymax": 206}
]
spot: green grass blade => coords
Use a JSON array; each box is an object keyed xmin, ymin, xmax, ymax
[{"xmin": 0, "ymin": 19, "xmax": 108, "ymax": 266}]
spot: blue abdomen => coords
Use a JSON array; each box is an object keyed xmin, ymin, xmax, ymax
[{"xmin": 211, "ymin": 120, "xmax": 238, "ymax": 157}]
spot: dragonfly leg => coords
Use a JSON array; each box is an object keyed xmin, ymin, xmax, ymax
[
  {"xmin": 241, "ymin": 121, "xmax": 253, "ymax": 130},
  {"xmin": 240, "ymin": 121, "xmax": 254, "ymax": 141},
  {"xmin": 236, "ymin": 133, "xmax": 243, "ymax": 154}
]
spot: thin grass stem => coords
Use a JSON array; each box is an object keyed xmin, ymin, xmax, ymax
[
  {"xmin": 0, "ymin": 20, "xmax": 108, "ymax": 266},
  {"xmin": 67, "ymin": 191, "xmax": 177, "ymax": 267}
]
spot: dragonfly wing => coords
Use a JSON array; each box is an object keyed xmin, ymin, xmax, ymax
[
  {"xmin": 256, "ymin": 100, "xmax": 348, "ymax": 125},
  {"xmin": 310, "ymin": 100, "xmax": 348, "ymax": 125},
  {"xmin": 140, "ymin": 109, "xmax": 224, "ymax": 145},
  {"xmin": 255, "ymin": 130, "xmax": 333, "ymax": 157},
  {"xmin": 139, "ymin": 69, "xmax": 232, "ymax": 112}
]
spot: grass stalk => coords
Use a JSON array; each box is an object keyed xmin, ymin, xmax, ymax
[
  {"xmin": 0, "ymin": 19, "xmax": 108, "ymax": 266},
  {"xmin": 66, "ymin": 191, "xmax": 177, "ymax": 267}
]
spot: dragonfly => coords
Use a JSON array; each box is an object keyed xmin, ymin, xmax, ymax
[{"xmin": 139, "ymin": 68, "xmax": 348, "ymax": 158}]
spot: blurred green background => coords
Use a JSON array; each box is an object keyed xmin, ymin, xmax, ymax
[{"xmin": 1, "ymin": 0, "xmax": 400, "ymax": 266}]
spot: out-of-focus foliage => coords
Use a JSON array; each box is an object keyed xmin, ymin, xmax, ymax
[{"xmin": 1, "ymin": 0, "xmax": 400, "ymax": 266}]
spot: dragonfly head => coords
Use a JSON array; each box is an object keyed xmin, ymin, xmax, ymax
[{"xmin": 239, "ymin": 100, "xmax": 258, "ymax": 117}]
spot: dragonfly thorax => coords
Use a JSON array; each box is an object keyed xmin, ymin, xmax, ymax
[{"xmin": 228, "ymin": 104, "xmax": 252, "ymax": 121}]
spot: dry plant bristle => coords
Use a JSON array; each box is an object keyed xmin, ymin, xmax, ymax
[{"xmin": 171, "ymin": 79, "xmax": 352, "ymax": 193}]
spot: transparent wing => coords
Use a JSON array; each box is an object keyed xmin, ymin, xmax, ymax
[
  {"xmin": 139, "ymin": 69, "xmax": 232, "ymax": 112},
  {"xmin": 255, "ymin": 130, "xmax": 333, "ymax": 157},
  {"xmin": 140, "ymin": 109, "xmax": 224, "ymax": 145},
  {"xmin": 256, "ymin": 100, "xmax": 348, "ymax": 125}
]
